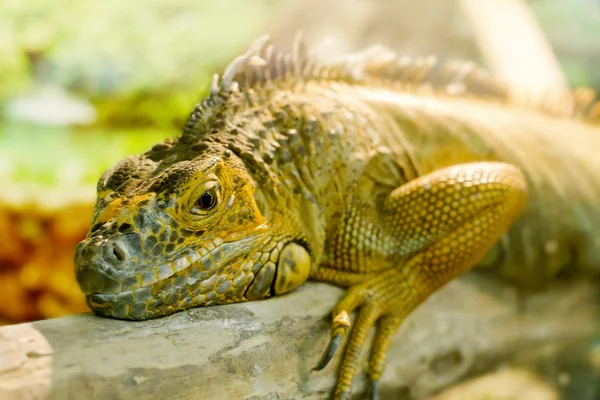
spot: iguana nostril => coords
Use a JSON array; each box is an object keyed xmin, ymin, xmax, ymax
[
  {"xmin": 118, "ymin": 223, "xmax": 132, "ymax": 233},
  {"xmin": 111, "ymin": 241, "xmax": 128, "ymax": 263},
  {"xmin": 90, "ymin": 222, "xmax": 103, "ymax": 233}
]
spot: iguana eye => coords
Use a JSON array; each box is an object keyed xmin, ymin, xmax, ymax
[
  {"xmin": 197, "ymin": 191, "xmax": 217, "ymax": 210},
  {"xmin": 190, "ymin": 181, "xmax": 220, "ymax": 215}
]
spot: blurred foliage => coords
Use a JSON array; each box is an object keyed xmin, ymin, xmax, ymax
[
  {"xmin": 0, "ymin": 123, "xmax": 175, "ymax": 323},
  {"xmin": 0, "ymin": 200, "xmax": 93, "ymax": 322},
  {"xmin": 1, "ymin": 0, "xmax": 597, "ymax": 129},
  {"xmin": 532, "ymin": 0, "xmax": 600, "ymax": 89},
  {"xmin": 532, "ymin": 0, "xmax": 600, "ymax": 49},
  {"xmin": 0, "ymin": 0, "xmax": 275, "ymax": 127},
  {"xmin": 0, "ymin": 123, "xmax": 173, "ymax": 189}
]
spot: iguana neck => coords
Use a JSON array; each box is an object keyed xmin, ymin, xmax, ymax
[
  {"xmin": 186, "ymin": 84, "xmax": 364, "ymax": 263},
  {"xmin": 181, "ymin": 82, "xmax": 431, "ymax": 263}
]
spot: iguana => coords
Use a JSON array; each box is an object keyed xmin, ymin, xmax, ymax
[{"xmin": 74, "ymin": 33, "xmax": 600, "ymax": 399}]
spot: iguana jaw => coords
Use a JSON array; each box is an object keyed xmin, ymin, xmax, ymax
[{"xmin": 79, "ymin": 233, "xmax": 270, "ymax": 320}]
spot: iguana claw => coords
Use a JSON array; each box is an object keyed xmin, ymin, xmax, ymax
[
  {"xmin": 313, "ymin": 333, "xmax": 343, "ymax": 371},
  {"xmin": 367, "ymin": 380, "xmax": 379, "ymax": 400},
  {"xmin": 314, "ymin": 310, "xmax": 350, "ymax": 370}
]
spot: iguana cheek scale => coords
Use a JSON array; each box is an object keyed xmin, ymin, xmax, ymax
[{"xmin": 74, "ymin": 33, "xmax": 599, "ymax": 400}]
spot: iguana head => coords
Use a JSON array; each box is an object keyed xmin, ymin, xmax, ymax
[
  {"xmin": 74, "ymin": 36, "xmax": 318, "ymax": 320},
  {"xmin": 75, "ymin": 136, "xmax": 312, "ymax": 319}
]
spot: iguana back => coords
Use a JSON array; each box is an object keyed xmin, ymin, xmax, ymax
[{"xmin": 356, "ymin": 87, "xmax": 600, "ymax": 285}]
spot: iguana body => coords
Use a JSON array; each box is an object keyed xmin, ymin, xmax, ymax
[{"xmin": 74, "ymin": 34, "xmax": 600, "ymax": 399}]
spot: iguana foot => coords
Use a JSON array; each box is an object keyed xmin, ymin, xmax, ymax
[
  {"xmin": 312, "ymin": 162, "xmax": 527, "ymax": 399},
  {"xmin": 314, "ymin": 269, "xmax": 412, "ymax": 400}
]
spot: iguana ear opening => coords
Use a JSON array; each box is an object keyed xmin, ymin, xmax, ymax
[{"xmin": 274, "ymin": 242, "xmax": 311, "ymax": 295}]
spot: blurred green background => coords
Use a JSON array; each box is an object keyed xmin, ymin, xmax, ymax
[
  {"xmin": 0, "ymin": 0, "xmax": 598, "ymax": 323},
  {"xmin": 1, "ymin": 0, "xmax": 598, "ymax": 193},
  {"xmin": 0, "ymin": 0, "xmax": 276, "ymax": 192}
]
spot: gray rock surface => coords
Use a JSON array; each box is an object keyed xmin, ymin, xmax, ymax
[{"xmin": 0, "ymin": 277, "xmax": 598, "ymax": 400}]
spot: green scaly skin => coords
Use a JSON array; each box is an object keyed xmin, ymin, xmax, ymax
[{"xmin": 74, "ymin": 34, "xmax": 600, "ymax": 399}]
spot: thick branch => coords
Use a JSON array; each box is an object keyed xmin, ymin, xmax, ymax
[
  {"xmin": 1, "ymin": 277, "xmax": 598, "ymax": 399},
  {"xmin": 460, "ymin": 0, "xmax": 570, "ymax": 99}
]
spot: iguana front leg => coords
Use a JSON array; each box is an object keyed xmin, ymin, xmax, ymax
[{"xmin": 313, "ymin": 162, "xmax": 527, "ymax": 400}]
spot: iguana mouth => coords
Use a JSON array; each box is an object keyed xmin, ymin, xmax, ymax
[
  {"xmin": 78, "ymin": 250, "xmax": 202, "ymax": 295},
  {"xmin": 77, "ymin": 236, "xmax": 261, "ymax": 320}
]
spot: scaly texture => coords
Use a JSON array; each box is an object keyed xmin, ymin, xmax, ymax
[{"xmin": 74, "ymin": 33, "xmax": 600, "ymax": 399}]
